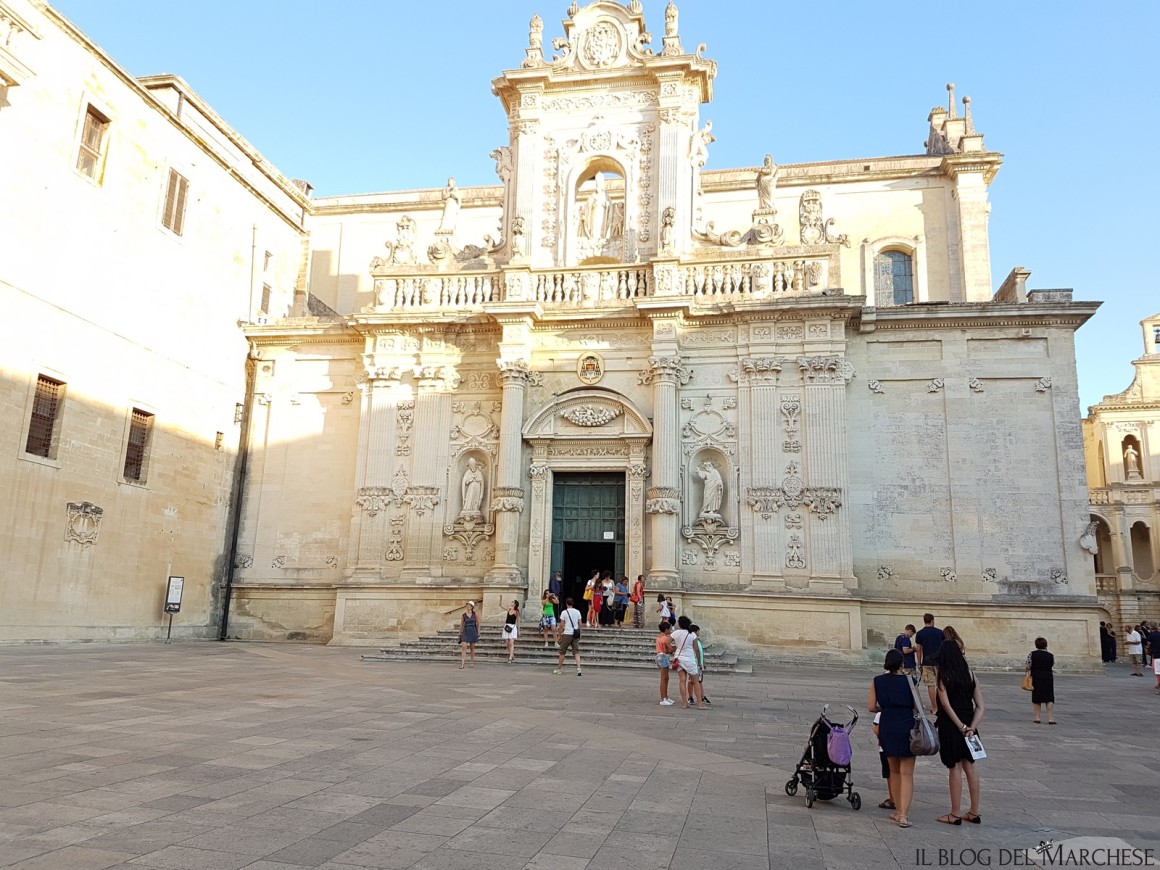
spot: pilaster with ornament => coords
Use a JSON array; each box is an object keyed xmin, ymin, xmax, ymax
[
  {"xmin": 640, "ymin": 341, "xmax": 691, "ymax": 586},
  {"xmin": 400, "ymin": 358, "xmax": 456, "ymax": 579},
  {"xmin": 626, "ymin": 457, "xmax": 649, "ymax": 583},
  {"xmin": 525, "ymin": 456, "xmax": 552, "ymax": 604}
]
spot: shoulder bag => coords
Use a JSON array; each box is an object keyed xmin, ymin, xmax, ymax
[
  {"xmin": 1020, "ymin": 672, "xmax": 1034, "ymax": 692},
  {"xmin": 905, "ymin": 674, "xmax": 940, "ymax": 756}
]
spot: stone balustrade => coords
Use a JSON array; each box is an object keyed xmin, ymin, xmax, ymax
[{"xmin": 368, "ymin": 254, "xmax": 837, "ymax": 313}]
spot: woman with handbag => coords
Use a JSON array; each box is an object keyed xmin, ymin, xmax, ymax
[
  {"xmin": 934, "ymin": 634, "xmax": 985, "ymax": 824},
  {"xmin": 503, "ymin": 600, "xmax": 520, "ymax": 664},
  {"xmin": 1026, "ymin": 637, "xmax": 1056, "ymax": 724},
  {"xmin": 868, "ymin": 649, "xmax": 917, "ymax": 827},
  {"xmin": 583, "ymin": 573, "xmax": 598, "ymax": 627},
  {"xmin": 670, "ymin": 616, "xmax": 707, "ymax": 709},
  {"xmin": 655, "ymin": 622, "xmax": 676, "ymax": 705}
]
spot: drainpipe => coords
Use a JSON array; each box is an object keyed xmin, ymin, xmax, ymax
[{"xmin": 219, "ymin": 344, "xmax": 259, "ymax": 640}]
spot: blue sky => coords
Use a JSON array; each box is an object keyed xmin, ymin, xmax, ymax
[{"xmin": 54, "ymin": 1, "xmax": 1158, "ymax": 410}]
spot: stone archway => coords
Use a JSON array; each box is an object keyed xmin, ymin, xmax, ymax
[{"xmin": 522, "ymin": 388, "xmax": 653, "ymax": 603}]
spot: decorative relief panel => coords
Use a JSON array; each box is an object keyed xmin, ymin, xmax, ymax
[
  {"xmin": 561, "ymin": 405, "xmax": 622, "ymax": 427},
  {"xmin": 65, "ymin": 501, "xmax": 103, "ymax": 546}
]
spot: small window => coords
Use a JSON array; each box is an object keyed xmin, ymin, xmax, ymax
[
  {"xmin": 263, "ymin": 250, "xmax": 273, "ymax": 272},
  {"xmin": 161, "ymin": 168, "xmax": 189, "ymax": 235},
  {"xmin": 259, "ymin": 284, "xmax": 272, "ymax": 315},
  {"xmin": 874, "ymin": 250, "xmax": 914, "ymax": 306},
  {"xmin": 26, "ymin": 375, "xmax": 65, "ymax": 458},
  {"xmin": 123, "ymin": 409, "xmax": 154, "ymax": 482},
  {"xmin": 76, "ymin": 105, "xmax": 109, "ymax": 179}
]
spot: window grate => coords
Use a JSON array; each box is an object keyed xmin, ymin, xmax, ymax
[
  {"xmin": 260, "ymin": 284, "xmax": 272, "ymax": 315},
  {"xmin": 26, "ymin": 375, "xmax": 64, "ymax": 458},
  {"xmin": 162, "ymin": 168, "xmax": 189, "ymax": 235},
  {"xmin": 76, "ymin": 106, "xmax": 108, "ymax": 179},
  {"xmin": 123, "ymin": 409, "xmax": 153, "ymax": 482},
  {"xmin": 875, "ymin": 250, "xmax": 914, "ymax": 306}
]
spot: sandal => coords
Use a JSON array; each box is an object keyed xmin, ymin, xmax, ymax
[
  {"xmin": 936, "ymin": 814, "xmax": 962, "ymax": 825},
  {"xmin": 1048, "ymin": 721, "xmax": 1057, "ymax": 725},
  {"xmin": 961, "ymin": 812, "xmax": 981, "ymax": 824},
  {"xmin": 896, "ymin": 817, "xmax": 912, "ymax": 828},
  {"xmin": 878, "ymin": 799, "xmax": 896, "ymax": 810},
  {"xmin": 1032, "ymin": 719, "xmax": 1041, "ymax": 724}
]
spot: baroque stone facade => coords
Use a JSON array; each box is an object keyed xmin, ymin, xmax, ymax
[
  {"xmin": 1083, "ymin": 312, "xmax": 1160, "ymax": 628},
  {"xmin": 232, "ymin": 2, "xmax": 1101, "ymax": 667}
]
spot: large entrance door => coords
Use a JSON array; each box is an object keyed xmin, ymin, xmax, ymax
[{"xmin": 551, "ymin": 472, "xmax": 625, "ymax": 606}]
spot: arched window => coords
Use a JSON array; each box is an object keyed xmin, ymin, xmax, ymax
[
  {"xmin": 874, "ymin": 250, "xmax": 914, "ymax": 306},
  {"xmin": 1131, "ymin": 522, "xmax": 1154, "ymax": 579}
]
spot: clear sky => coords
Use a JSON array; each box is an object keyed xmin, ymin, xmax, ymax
[{"xmin": 53, "ymin": 1, "xmax": 1158, "ymax": 411}]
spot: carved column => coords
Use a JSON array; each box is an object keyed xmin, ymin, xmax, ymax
[
  {"xmin": 526, "ymin": 454, "xmax": 551, "ymax": 608},
  {"xmin": 740, "ymin": 360, "xmax": 786, "ymax": 587},
  {"xmin": 657, "ymin": 103, "xmax": 690, "ymax": 258},
  {"xmin": 401, "ymin": 365, "xmax": 455, "ymax": 579},
  {"xmin": 486, "ymin": 359, "xmax": 537, "ymax": 588},
  {"xmin": 626, "ymin": 456, "xmax": 648, "ymax": 585},
  {"xmin": 800, "ymin": 357, "xmax": 856, "ymax": 592},
  {"xmin": 512, "ymin": 118, "xmax": 539, "ymax": 258},
  {"xmin": 643, "ymin": 354, "xmax": 691, "ymax": 588},
  {"xmin": 350, "ymin": 363, "xmax": 406, "ymax": 577}
]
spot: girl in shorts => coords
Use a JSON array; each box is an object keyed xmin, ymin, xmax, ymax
[
  {"xmin": 540, "ymin": 590, "xmax": 558, "ymax": 648},
  {"xmin": 655, "ymin": 622, "xmax": 675, "ymax": 706}
]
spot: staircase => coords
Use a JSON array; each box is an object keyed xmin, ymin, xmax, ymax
[{"xmin": 362, "ymin": 625, "xmax": 751, "ymax": 674}]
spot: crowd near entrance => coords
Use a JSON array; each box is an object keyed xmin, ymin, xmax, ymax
[{"xmin": 551, "ymin": 472, "xmax": 625, "ymax": 612}]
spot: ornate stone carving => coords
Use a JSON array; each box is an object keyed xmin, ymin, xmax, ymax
[
  {"xmin": 561, "ymin": 405, "xmax": 622, "ymax": 427},
  {"xmin": 727, "ymin": 357, "xmax": 783, "ymax": 384},
  {"xmin": 396, "ymin": 400, "xmax": 414, "ymax": 457},
  {"xmin": 786, "ymin": 535, "xmax": 805, "ymax": 569},
  {"xmin": 369, "ymin": 215, "xmax": 417, "ymax": 268},
  {"xmin": 1050, "ymin": 568, "xmax": 1068, "ymax": 585},
  {"xmin": 681, "ymin": 549, "xmax": 698, "ymax": 566},
  {"xmin": 785, "ymin": 512, "xmax": 803, "ymax": 530},
  {"xmin": 877, "ymin": 566, "xmax": 895, "ymax": 581},
  {"xmin": 444, "ymin": 518, "xmax": 494, "ymax": 564},
  {"xmin": 529, "ymin": 461, "xmax": 550, "ymax": 480},
  {"xmin": 490, "ymin": 487, "xmax": 525, "ymax": 513},
  {"xmin": 401, "ymin": 486, "xmax": 439, "ymax": 516},
  {"xmin": 724, "ymin": 552, "xmax": 741, "ymax": 568},
  {"xmin": 746, "ymin": 487, "xmax": 780, "ymax": 520},
  {"xmin": 627, "ymin": 463, "xmax": 649, "ymax": 479},
  {"xmin": 690, "ymin": 121, "xmax": 714, "ymax": 170},
  {"xmin": 65, "ymin": 501, "xmax": 103, "ymax": 546},
  {"xmin": 1035, "ymin": 377, "xmax": 1053, "ymax": 393},
  {"xmin": 385, "ymin": 517, "xmax": 404, "ymax": 561},
  {"xmin": 271, "ymin": 555, "xmax": 286, "ymax": 569},
  {"xmin": 637, "ymin": 125, "xmax": 656, "ymax": 244},
  {"xmin": 1079, "ymin": 521, "xmax": 1099, "ymax": 555},
  {"xmin": 867, "ymin": 380, "xmax": 885, "ymax": 394},
  {"xmin": 968, "ymin": 377, "xmax": 985, "ymax": 393},
  {"xmin": 940, "ymin": 568, "xmax": 958, "ymax": 583},
  {"xmin": 490, "ymin": 146, "xmax": 513, "ymax": 183},
  {"xmin": 522, "ymin": 14, "xmax": 544, "ymax": 67},
  {"xmin": 803, "ymin": 487, "xmax": 842, "ymax": 520},
  {"xmin": 681, "ymin": 516, "xmax": 738, "ymax": 569},
  {"xmin": 982, "ymin": 567, "xmax": 997, "ymax": 582},
  {"xmin": 928, "ymin": 378, "xmax": 945, "ymax": 393},
  {"xmin": 797, "ymin": 356, "xmax": 855, "ymax": 384},
  {"xmin": 326, "ymin": 555, "xmax": 339, "ymax": 568},
  {"xmin": 497, "ymin": 359, "xmax": 543, "ymax": 386},
  {"xmin": 646, "ymin": 486, "xmax": 681, "ymax": 514},
  {"xmin": 235, "ymin": 554, "xmax": 254, "ymax": 569},
  {"xmin": 781, "ymin": 395, "xmax": 801, "ymax": 453},
  {"xmin": 355, "ymin": 486, "xmax": 394, "ymax": 517},
  {"xmin": 659, "ymin": 206, "xmax": 675, "ymax": 254},
  {"xmin": 798, "ymin": 189, "xmax": 850, "ymax": 247},
  {"xmin": 638, "ymin": 356, "xmax": 692, "ymax": 386}
]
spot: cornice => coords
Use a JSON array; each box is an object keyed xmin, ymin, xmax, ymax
[
  {"xmin": 313, "ymin": 185, "xmax": 505, "ymax": 217},
  {"xmin": 870, "ymin": 301, "xmax": 1100, "ymax": 331}
]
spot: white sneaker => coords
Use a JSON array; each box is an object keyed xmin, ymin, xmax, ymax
[
  {"xmin": 660, "ymin": 698, "xmax": 675, "ymax": 706},
  {"xmin": 552, "ymin": 669, "xmax": 561, "ymax": 675}
]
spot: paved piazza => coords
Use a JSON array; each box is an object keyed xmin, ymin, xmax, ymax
[{"xmin": 0, "ymin": 644, "xmax": 1156, "ymax": 870}]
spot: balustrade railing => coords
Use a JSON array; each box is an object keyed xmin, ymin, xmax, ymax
[{"xmin": 369, "ymin": 254, "xmax": 835, "ymax": 313}]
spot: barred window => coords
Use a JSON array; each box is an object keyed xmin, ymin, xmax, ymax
[
  {"xmin": 161, "ymin": 169, "xmax": 189, "ymax": 235},
  {"xmin": 76, "ymin": 105, "xmax": 109, "ymax": 179},
  {"xmin": 260, "ymin": 284, "xmax": 272, "ymax": 315},
  {"xmin": 123, "ymin": 409, "xmax": 154, "ymax": 482},
  {"xmin": 26, "ymin": 375, "xmax": 65, "ymax": 458},
  {"xmin": 875, "ymin": 250, "xmax": 915, "ymax": 306}
]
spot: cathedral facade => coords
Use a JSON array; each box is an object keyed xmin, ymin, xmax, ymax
[{"xmin": 1, "ymin": 1, "xmax": 1105, "ymax": 667}]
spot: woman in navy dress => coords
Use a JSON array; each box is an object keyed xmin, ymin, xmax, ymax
[
  {"xmin": 458, "ymin": 601, "xmax": 480, "ymax": 669},
  {"xmin": 868, "ymin": 649, "xmax": 916, "ymax": 827}
]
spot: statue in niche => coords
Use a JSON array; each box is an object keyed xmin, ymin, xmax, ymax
[
  {"xmin": 690, "ymin": 121, "xmax": 714, "ymax": 169},
  {"xmin": 755, "ymin": 153, "xmax": 778, "ymax": 211},
  {"xmin": 659, "ymin": 206, "xmax": 675, "ymax": 254},
  {"xmin": 575, "ymin": 175, "xmax": 612, "ymax": 240},
  {"xmin": 510, "ymin": 216, "xmax": 526, "ymax": 257},
  {"xmin": 696, "ymin": 460, "xmax": 724, "ymax": 520},
  {"xmin": 1124, "ymin": 443, "xmax": 1142, "ymax": 480},
  {"xmin": 439, "ymin": 177, "xmax": 460, "ymax": 233},
  {"xmin": 460, "ymin": 457, "xmax": 485, "ymax": 520}
]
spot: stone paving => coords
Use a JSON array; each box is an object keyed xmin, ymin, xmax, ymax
[{"xmin": 0, "ymin": 643, "xmax": 1156, "ymax": 870}]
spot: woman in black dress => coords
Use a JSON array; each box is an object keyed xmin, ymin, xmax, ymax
[
  {"xmin": 934, "ymin": 633, "xmax": 984, "ymax": 824},
  {"xmin": 1026, "ymin": 637, "xmax": 1056, "ymax": 724},
  {"xmin": 868, "ymin": 649, "xmax": 916, "ymax": 827}
]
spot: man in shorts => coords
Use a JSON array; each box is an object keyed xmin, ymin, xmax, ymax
[
  {"xmin": 913, "ymin": 613, "xmax": 944, "ymax": 714},
  {"xmin": 894, "ymin": 624, "xmax": 917, "ymax": 676},
  {"xmin": 554, "ymin": 597, "xmax": 583, "ymax": 677}
]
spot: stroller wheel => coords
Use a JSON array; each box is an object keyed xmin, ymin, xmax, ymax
[
  {"xmin": 805, "ymin": 788, "xmax": 815, "ymax": 808},
  {"xmin": 784, "ymin": 779, "xmax": 798, "ymax": 797},
  {"xmin": 850, "ymin": 792, "xmax": 862, "ymax": 811}
]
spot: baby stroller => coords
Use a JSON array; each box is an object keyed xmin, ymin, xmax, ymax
[{"xmin": 785, "ymin": 704, "xmax": 861, "ymax": 810}]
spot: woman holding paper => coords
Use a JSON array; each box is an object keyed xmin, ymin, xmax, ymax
[{"xmin": 934, "ymin": 633, "xmax": 985, "ymax": 825}]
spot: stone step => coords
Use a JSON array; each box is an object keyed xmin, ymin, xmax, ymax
[{"xmin": 362, "ymin": 648, "xmax": 752, "ymax": 674}]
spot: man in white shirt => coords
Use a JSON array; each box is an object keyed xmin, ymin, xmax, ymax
[
  {"xmin": 555, "ymin": 598, "xmax": 583, "ymax": 677},
  {"xmin": 1125, "ymin": 624, "xmax": 1144, "ymax": 677}
]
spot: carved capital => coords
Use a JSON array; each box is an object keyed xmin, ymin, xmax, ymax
[
  {"xmin": 403, "ymin": 486, "xmax": 441, "ymax": 516},
  {"xmin": 803, "ymin": 487, "xmax": 842, "ymax": 521},
  {"xmin": 728, "ymin": 357, "xmax": 783, "ymax": 384},
  {"xmin": 797, "ymin": 356, "xmax": 855, "ymax": 384},
  {"xmin": 497, "ymin": 359, "xmax": 543, "ymax": 387},
  {"xmin": 638, "ymin": 356, "xmax": 692, "ymax": 386},
  {"xmin": 626, "ymin": 463, "xmax": 649, "ymax": 479},
  {"xmin": 528, "ymin": 462, "xmax": 550, "ymax": 480},
  {"xmin": 646, "ymin": 486, "xmax": 681, "ymax": 514}
]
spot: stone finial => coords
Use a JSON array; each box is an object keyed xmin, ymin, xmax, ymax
[
  {"xmin": 665, "ymin": 1, "xmax": 679, "ymax": 37},
  {"xmin": 963, "ymin": 95, "xmax": 975, "ymax": 135},
  {"xmin": 567, "ymin": 1, "xmax": 579, "ymax": 17},
  {"xmin": 628, "ymin": 0, "xmax": 643, "ymax": 13},
  {"xmin": 947, "ymin": 83, "xmax": 957, "ymax": 118}
]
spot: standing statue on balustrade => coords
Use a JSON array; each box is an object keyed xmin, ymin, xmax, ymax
[{"xmin": 439, "ymin": 177, "xmax": 460, "ymax": 234}]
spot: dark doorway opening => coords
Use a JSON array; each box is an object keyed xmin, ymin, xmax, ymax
[{"xmin": 562, "ymin": 540, "xmax": 616, "ymax": 615}]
